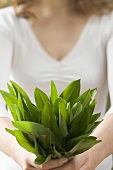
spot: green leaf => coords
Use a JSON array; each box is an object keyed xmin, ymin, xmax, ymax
[
  {"xmin": 10, "ymin": 81, "xmax": 39, "ymax": 122},
  {"xmin": 0, "ymin": 91, "xmax": 17, "ymax": 105},
  {"xmin": 35, "ymin": 154, "xmax": 52, "ymax": 165},
  {"xmin": 41, "ymin": 103, "xmax": 51, "ymax": 129},
  {"xmin": 67, "ymin": 108, "xmax": 90, "ymax": 139},
  {"xmin": 30, "ymin": 104, "xmax": 40, "ymax": 123},
  {"xmin": 91, "ymin": 88, "xmax": 97, "ymax": 100},
  {"xmin": 35, "ymin": 138, "xmax": 42, "ymax": 157},
  {"xmin": 59, "ymin": 103, "xmax": 69, "ymax": 123},
  {"xmin": 87, "ymin": 99, "xmax": 96, "ymax": 122},
  {"xmin": 85, "ymin": 121, "xmax": 102, "ymax": 134},
  {"xmin": 67, "ymin": 102, "xmax": 73, "ymax": 124},
  {"xmin": 53, "ymin": 146, "xmax": 62, "ymax": 158},
  {"xmin": 0, "ymin": 91, "xmax": 18, "ymax": 120},
  {"xmin": 18, "ymin": 92, "xmax": 25, "ymax": 120},
  {"xmin": 65, "ymin": 137, "xmax": 101, "ymax": 157},
  {"xmin": 5, "ymin": 128, "xmax": 15, "ymax": 136},
  {"xmin": 35, "ymin": 156, "xmax": 46, "ymax": 165},
  {"xmin": 71, "ymin": 102, "xmax": 83, "ymax": 119},
  {"xmin": 89, "ymin": 113, "xmax": 101, "ymax": 124},
  {"xmin": 53, "ymin": 97, "xmax": 67, "ymax": 118},
  {"xmin": 50, "ymin": 80, "xmax": 59, "ymax": 106},
  {"xmin": 17, "ymin": 94, "xmax": 34, "ymax": 121},
  {"xmin": 34, "ymin": 88, "xmax": 49, "ymax": 112},
  {"xmin": 70, "ymin": 137, "xmax": 101, "ymax": 155},
  {"xmin": 66, "ymin": 134, "xmax": 89, "ymax": 150},
  {"xmin": 38, "ymin": 143, "xmax": 47, "ymax": 157},
  {"xmin": 60, "ymin": 80, "xmax": 80, "ymax": 107},
  {"xmin": 12, "ymin": 121, "xmax": 48, "ymax": 137},
  {"xmin": 11, "ymin": 104, "xmax": 24, "ymax": 121},
  {"xmin": 41, "ymin": 103, "xmax": 62, "ymax": 142},
  {"xmin": 50, "ymin": 106, "xmax": 63, "ymax": 143},
  {"xmin": 15, "ymin": 130, "xmax": 35, "ymax": 154},
  {"xmin": 7, "ymin": 83, "xmax": 15, "ymax": 96},
  {"xmin": 12, "ymin": 121, "xmax": 64, "ymax": 151},
  {"xmin": 75, "ymin": 89, "xmax": 91, "ymax": 108},
  {"xmin": 59, "ymin": 111, "xmax": 68, "ymax": 138},
  {"xmin": 10, "ymin": 81, "xmax": 30, "ymax": 102},
  {"xmin": 38, "ymin": 128, "xmax": 52, "ymax": 154}
]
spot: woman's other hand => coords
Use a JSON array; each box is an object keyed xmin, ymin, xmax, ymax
[
  {"xmin": 46, "ymin": 115, "xmax": 113, "ymax": 170},
  {"xmin": 14, "ymin": 147, "xmax": 69, "ymax": 170},
  {"xmin": 41, "ymin": 151, "xmax": 97, "ymax": 170},
  {"xmin": 47, "ymin": 151, "xmax": 97, "ymax": 170}
]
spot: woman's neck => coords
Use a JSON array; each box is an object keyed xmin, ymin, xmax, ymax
[
  {"xmin": 30, "ymin": 0, "xmax": 75, "ymax": 19},
  {"xmin": 40, "ymin": 0, "xmax": 70, "ymax": 11}
]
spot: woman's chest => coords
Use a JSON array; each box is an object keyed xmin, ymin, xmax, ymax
[
  {"xmin": 11, "ymin": 17, "xmax": 107, "ymax": 96},
  {"xmin": 11, "ymin": 35, "xmax": 107, "ymax": 96},
  {"xmin": 28, "ymin": 16, "xmax": 90, "ymax": 61}
]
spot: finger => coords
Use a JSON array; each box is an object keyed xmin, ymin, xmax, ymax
[
  {"xmin": 79, "ymin": 164, "xmax": 94, "ymax": 170},
  {"xmin": 74, "ymin": 154, "xmax": 86, "ymax": 169},
  {"xmin": 24, "ymin": 153, "xmax": 43, "ymax": 169},
  {"xmin": 29, "ymin": 157, "xmax": 44, "ymax": 170},
  {"xmin": 79, "ymin": 166, "xmax": 88, "ymax": 170},
  {"xmin": 38, "ymin": 158, "xmax": 69, "ymax": 170},
  {"xmin": 30, "ymin": 164, "xmax": 44, "ymax": 170},
  {"xmin": 52, "ymin": 158, "xmax": 74, "ymax": 170},
  {"xmin": 28, "ymin": 168, "xmax": 40, "ymax": 170}
]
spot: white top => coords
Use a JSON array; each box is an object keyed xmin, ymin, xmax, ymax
[{"xmin": 0, "ymin": 6, "xmax": 113, "ymax": 170}]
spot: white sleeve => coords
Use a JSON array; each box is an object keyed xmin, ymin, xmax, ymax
[
  {"xmin": 106, "ymin": 35, "xmax": 113, "ymax": 115},
  {"xmin": 0, "ymin": 13, "xmax": 13, "ymax": 118}
]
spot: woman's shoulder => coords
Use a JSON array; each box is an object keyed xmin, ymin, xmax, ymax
[
  {"xmin": 93, "ymin": 10, "xmax": 113, "ymax": 30},
  {"xmin": 100, "ymin": 10, "xmax": 113, "ymax": 36},
  {"xmin": 0, "ymin": 6, "xmax": 23, "ymax": 33},
  {"xmin": 92, "ymin": 10, "xmax": 113, "ymax": 43},
  {"xmin": 0, "ymin": 6, "xmax": 14, "ymax": 15},
  {"xmin": 0, "ymin": 6, "xmax": 15, "ymax": 25}
]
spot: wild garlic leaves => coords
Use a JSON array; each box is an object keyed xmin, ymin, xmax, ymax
[{"xmin": 0, "ymin": 80, "xmax": 101, "ymax": 165}]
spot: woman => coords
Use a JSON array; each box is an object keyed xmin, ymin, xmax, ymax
[{"xmin": 0, "ymin": 0, "xmax": 113, "ymax": 169}]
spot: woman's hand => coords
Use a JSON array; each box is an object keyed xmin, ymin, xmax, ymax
[
  {"xmin": 41, "ymin": 151, "xmax": 96, "ymax": 170},
  {"xmin": 13, "ymin": 147, "xmax": 42, "ymax": 170},
  {"xmin": 13, "ymin": 146, "xmax": 69, "ymax": 170},
  {"xmin": 2, "ymin": 114, "xmax": 113, "ymax": 170},
  {"xmin": 46, "ymin": 114, "xmax": 113, "ymax": 170},
  {"xmin": 48, "ymin": 151, "xmax": 97, "ymax": 170},
  {"xmin": 0, "ymin": 118, "xmax": 68, "ymax": 170}
]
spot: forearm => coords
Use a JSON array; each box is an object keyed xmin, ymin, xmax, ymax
[
  {"xmin": 0, "ymin": 117, "xmax": 43, "ymax": 169},
  {"xmin": 0, "ymin": 117, "xmax": 20, "ymax": 160},
  {"xmin": 89, "ymin": 114, "xmax": 113, "ymax": 166}
]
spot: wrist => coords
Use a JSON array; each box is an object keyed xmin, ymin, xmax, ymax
[
  {"xmin": 88, "ymin": 139, "xmax": 105, "ymax": 167},
  {"xmin": 87, "ymin": 115, "xmax": 113, "ymax": 167}
]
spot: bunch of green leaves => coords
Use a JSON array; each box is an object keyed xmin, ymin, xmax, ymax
[{"xmin": 0, "ymin": 80, "xmax": 102, "ymax": 165}]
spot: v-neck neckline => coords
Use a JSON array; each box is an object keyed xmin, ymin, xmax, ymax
[{"xmin": 24, "ymin": 16, "xmax": 93, "ymax": 64}]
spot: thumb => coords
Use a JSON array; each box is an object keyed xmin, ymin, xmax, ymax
[{"xmin": 37, "ymin": 158, "xmax": 69, "ymax": 170}]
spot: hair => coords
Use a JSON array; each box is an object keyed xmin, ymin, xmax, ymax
[
  {"xmin": 11, "ymin": 0, "xmax": 36, "ymax": 18},
  {"xmin": 11, "ymin": 0, "xmax": 113, "ymax": 18}
]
